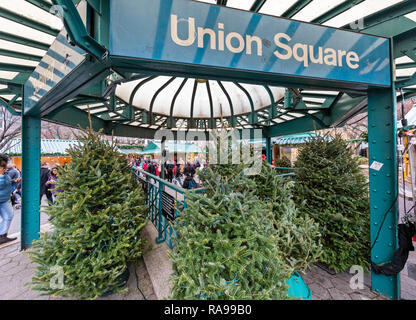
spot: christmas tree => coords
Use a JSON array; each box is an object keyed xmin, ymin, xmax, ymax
[
  {"xmin": 169, "ymin": 166, "xmax": 293, "ymax": 299},
  {"xmin": 169, "ymin": 130, "xmax": 322, "ymax": 299},
  {"xmin": 29, "ymin": 128, "xmax": 148, "ymax": 299},
  {"xmin": 249, "ymin": 163, "xmax": 322, "ymax": 271},
  {"xmin": 293, "ymin": 133, "xmax": 370, "ymax": 272},
  {"xmin": 274, "ymin": 156, "xmax": 292, "ymax": 174}
]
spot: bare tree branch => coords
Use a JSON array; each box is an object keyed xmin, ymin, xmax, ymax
[{"xmin": 0, "ymin": 106, "xmax": 21, "ymax": 152}]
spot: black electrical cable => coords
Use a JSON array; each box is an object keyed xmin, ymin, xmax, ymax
[
  {"xmin": 370, "ymin": 193, "xmax": 398, "ymax": 250},
  {"xmin": 406, "ymin": 204, "xmax": 415, "ymax": 215},
  {"xmin": 134, "ymin": 264, "xmax": 147, "ymax": 300},
  {"xmin": 370, "ymin": 133, "xmax": 402, "ymax": 250}
]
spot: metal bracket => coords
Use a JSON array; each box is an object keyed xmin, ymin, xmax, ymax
[{"xmin": 52, "ymin": 0, "xmax": 107, "ymax": 60}]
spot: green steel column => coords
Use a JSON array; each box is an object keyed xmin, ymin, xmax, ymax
[
  {"xmin": 368, "ymin": 86, "xmax": 400, "ymax": 300},
  {"xmin": 266, "ymin": 136, "xmax": 272, "ymax": 164},
  {"xmin": 156, "ymin": 181, "xmax": 165, "ymax": 244},
  {"xmin": 21, "ymin": 115, "xmax": 41, "ymax": 250}
]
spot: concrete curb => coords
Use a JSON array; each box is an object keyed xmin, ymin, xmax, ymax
[{"xmin": 142, "ymin": 222, "xmax": 173, "ymax": 300}]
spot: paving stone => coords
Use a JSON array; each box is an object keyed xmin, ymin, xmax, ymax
[
  {"xmin": 0, "ymin": 242, "xmax": 156, "ymax": 300},
  {"xmin": 300, "ymin": 272, "xmax": 316, "ymax": 285},
  {"xmin": 311, "ymin": 294, "xmax": 322, "ymax": 300},
  {"xmin": 330, "ymin": 276, "xmax": 361, "ymax": 295},
  {"xmin": 328, "ymin": 287, "xmax": 352, "ymax": 300},
  {"xmin": 5, "ymin": 249, "xmax": 21, "ymax": 259},
  {"xmin": 350, "ymin": 293, "xmax": 371, "ymax": 300},
  {"xmin": 0, "ymin": 257, "xmax": 11, "ymax": 267},
  {"xmin": 312, "ymin": 273, "xmax": 334, "ymax": 289},
  {"xmin": 0, "ymin": 261, "xmax": 19, "ymax": 273},
  {"xmin": 3, "ymin": 263, "xmax": 27, "ymax": 277},
  {"xmin": 0, "ymin": 244, "xmax": 19, "ymax": 255},
  {"xmin": 308, "ymin": 282, "xmax": 331, "ymax": 300},
  {"xmin": 401, "ymin": 288, "xmax": 416, "ymax": 300}
]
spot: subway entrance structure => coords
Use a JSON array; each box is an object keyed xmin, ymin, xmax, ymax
[{"xmin": 1, "ymin": 0, "xmax": 416, "ymax": 300}]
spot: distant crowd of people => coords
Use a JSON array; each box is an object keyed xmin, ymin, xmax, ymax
[{"xmin": 128, "ymin": 155, "xmax": 205, "ymax": 189}]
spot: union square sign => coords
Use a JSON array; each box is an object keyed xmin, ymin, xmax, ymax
[{"xmin": 109, "ymin": 0, "xmax": 391, "ymax": 88}]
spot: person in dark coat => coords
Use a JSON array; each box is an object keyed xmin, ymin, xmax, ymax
[
  {"xmin": 0, "ymin": 154, "xmax": 16, "ymax": 244},
  {"xmin": 182, "ymin": 173, "xmax": 197, "ymax": 189},
  {"xmin": 183, "ymin": 162, "xmax": 196, "ymax": 177},
  {"xmin": 40, "ymin": 162, "xmax": 53, "ymax": 204},
  {"xmin": 165, "ymin": 161, "xmax": 174, "ymax": 182}
]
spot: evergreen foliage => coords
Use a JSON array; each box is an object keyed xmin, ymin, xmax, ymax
[
  {"xmin": 170, "ymin": 132, "xmax": 322, "ymax": 299},
  {"xmin": 274, "ymin": 156, "xmax": 292, "ymax": 170},
  {"xmin": 29, "ymin": 129, "xmax": 148, "ymax": 299},
  {"xmin": 293, "ymin": 134, "xmax": 370, "ymax": 272}
]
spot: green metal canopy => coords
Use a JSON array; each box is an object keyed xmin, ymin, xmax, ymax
[
  {"xmin": 141, "ymin": 141, "xmax": 202, "ymax": 155},
  {"xmin": 1, "ymin": 138, "xmax": 78, "ymax": 155},
  {"xmin": 273, "ymin": 131, "xmax": 333, "ymax": 146},
  {"xmin": 273, "ymin": 131, "xmax": 318, "ymax": 146}
]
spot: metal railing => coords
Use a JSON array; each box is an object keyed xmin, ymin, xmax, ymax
[
  {"xmin": 133, "ymin": 168, "xmax": 205, "ymax": 250},
  {"xmin": 274, "ymin": 166, "xmax": 296, "ymax": 178},
  {"xmin": 133, "ymin": 166, "xmax": 295, "ymax": 250}
]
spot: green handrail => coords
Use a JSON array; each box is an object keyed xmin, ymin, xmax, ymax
[
  {"xmin": 133, "ymin": 168, "xmax": 206, "ymax": 249},
  {"xmin": 133, "ymin": 167, "xmax": 294, "ymax": 249}
]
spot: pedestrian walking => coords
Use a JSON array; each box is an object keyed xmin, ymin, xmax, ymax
[
  {"xmin": 40, "ymin": 162, "xmax": 53, "ymax": 204},
  {"xmin": 0, "ymin": 154, "xmax": 16, "ymax": 244},
  {"xmin": 6, "ymin": 164, "xmax": 20, "ymax": 206},
  {"xmin": 46, "ymin": 167, "xmax": 61, "ymax": 204}
]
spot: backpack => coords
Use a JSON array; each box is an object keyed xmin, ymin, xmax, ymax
[{"xmin": 188, "ymin": 178, "xmax": 197, "ymax": 189}]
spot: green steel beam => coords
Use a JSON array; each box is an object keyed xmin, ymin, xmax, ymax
[
  {"xmin": 45, "ymin": 103, "xmax": 108, "ymax": 133},
  {"xmin": 0, "ymin": 31, "xmax": 50, "ymax": 51},
  {"xmin": 393, "ymin": 26, "xmax": 416, "ymax": 61},
  {"xmin": 0, "ymin": 6, "xmax": 59, "ymax": 36},
  {"xmin": 343, "ymin": 0, "xmax": 416, "ymax": 31},
  {"xmin": 368, "ymin": 87, "xmax": 400, "ymax": 300},
  {"xmin": 329, "ymin": 95, "xmax": 367, "ymax": 127},
  {"xmin": 364, "ymin": 16, "xmax": 416, "ymax": 39},
  {"xmin": 281, "ymin": 0, "xmax": 313, "ymax": 19},
  {"xmin": 265, "ymin": 111, "xmax": 328, "ymax": 137},
  {"xmin": 0, "ymin": 48, "xmax": 42, "ymax": 62},
  {"xmin": 21, "ymin": 115, "xmax": 41, "ymax": 249},
  {"xmin": 52, "ymin": 0, "xmax": 107, "ymax": 59},
  {"xmin": 6, "ymin": 83, "xmax": 23, "ymax": 94},
  {"xmin": 396, "ymin": 72, "xmax": 416, "ymax": 88},
  {"xmin": 311, "ymin": 0, "xmax": 365, "ymax": 24},
  {"xmin": 0, "ymin": 97, "xmax": 20, "ymax": 116},
  {"xmin": 265, "ymin": 94, "xmax": 366, "ymax": 137},
  {"xmin": 0, "ymin": 62, "xmax": 34, "ymax": 73},
  {"xmin": 86, "ymin": 0, "xmax": 102, "ymax": 14},
  {"xmin": 25, "ymin": 0, "xmax": 53, "ymax": 12},
  {"xmin": 250, "ymin": 0, "xmax": 267, "ymax": 12},
  {"xmin": 0, "ymin": 78, "xmax": 24, "ymax": 86},
  {"xmin": 91, "ymin": 0, "xmax": 110, "ymax": 49},
  {"xmin": 265, "ymin": 136, "xmax": 271, "ymax": 164},
  {"xmin": 301, "ymin": 92, "xmax": 339, "ymax": 100},
  {"xmin": 34, "ymin": 59, "xmax": 111, "ymax": 117},
  {"xmin": 396, "ymin": 62, "xmax": 416, "ymax": 69},
  {"xmin": 302, "ymin": 100, "xmax": 324, "ymax": 106}
]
